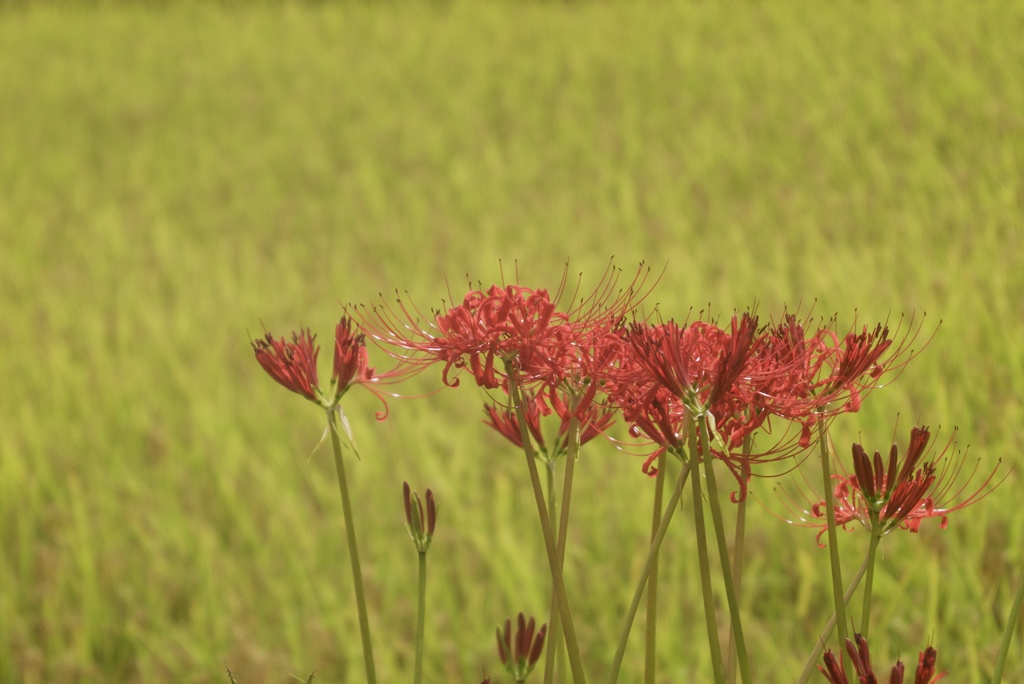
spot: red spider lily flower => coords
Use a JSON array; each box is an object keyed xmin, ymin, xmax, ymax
[
  {"xmin": 623, "ymin": 319, "xmax": 729, "ymax": 414},
  {"xmin": 616, "ymin": 314, "xmax": 801, "ymax": 483},
  {"xmin": 622, "ymin": 313, "xmax": 764, "ymax": 423},
  {"xmin": 753, "ymin": 314, "xmax": 932, "ymax": 446},
  {"xmin": 253, "ymin": 317, "xmax": 390, "ymax": 411},
  {"xmin": 496, "ymin": 613, "xmax": 547, "ymax": 682},
  {"xmin": 809, "ymin": 425, "xmax": 1001, "ymax": 545},
  {"xmin": 439, "ymin": 284, "xmax": 568, "ymax": 389},
  {"xmin": 252, "ymin": 328, "xmax": 322, "ymax": 403},
  {"xmin": 819, "ymin": 633, "xmax": 946, "ymax": 684},
  {"xmin": 814, "ymin": 315, "xmax": 932, "ymax": 413},
  {"xmin": 746, "ymin": 312, "xmax": 833, "ymax": 446},
  {"xmin": 821, "ymin": 323, "xmax": 894, "ymax": 413},
  {"xmin": 610, "ymin": 327, "xmax": 709, "ymax": 472},
  {"xmin": 368, "ymin": 282, "xmax": 570, "ymax": 390},
  {"xmin": 614, "ymin": 381, "xmax": 687, "ymax": 454},
  {"xmin": 355, "ymin": 261, "xmax": 655, "ymax": 393},
  {"xmin": 709, "ymin": 312, "xmax": 762, "ymax": 407}
]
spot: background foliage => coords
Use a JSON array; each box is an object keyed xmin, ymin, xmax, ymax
[{"xmin": 1, "ymin": 1, "xmax": 1021, "ymax": 682}]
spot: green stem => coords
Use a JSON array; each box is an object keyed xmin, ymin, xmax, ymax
[
  {"xmin": 816, "ymin": 419, "xmax": 848, "ymax": 650},
  {"xmin": 414, "ymin": 551, "xmax": 427, "ymax": 684},
  {"xmin": 552, "ymin": 406, "xmax": 581, "ymax": 682},
  {"xmin": 859, "ymin": 531, "xmax": 881, "ymax": 637},
  {"xmin": 543, "ymin": 459, "xmax": 561, "ymax": 684},
  {"xmin": 795, "ymin": 555, "xmax": 870, "ymax": 684},
  {"xmin": 605, "ymin": 459, "xmax": 692, "ymax": 684},
  {"xmin": 689, "ymin": 427, "xmax": 726, "ymax": 684},
  {"xmin": 327, "ymin": 409, "xmax": 377, "ymax": 684},
  {"xmin": 992, "ymin": 567, "xmax": 1024, "ymax": 684},
  {"xmin": 644, "ymin": 452, "xmax": 668, "ymax": 684},
  {"xmin": 725, "ymin": 435, "xmax": 752, "ymax": 684},
  {"xmin": 506, "ymin": 367, "xmax": 587, "ymax": 684},
  {"xmin": 698, "ymin": 418, "xmax": 750, "ymax": 684}
]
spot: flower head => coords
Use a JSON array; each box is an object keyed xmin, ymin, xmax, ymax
[
  {"xmin": 753, "ymin": 313, "xmax": 932, "ymax": 445},
  {"xmin": 612, "ymin": 314, "xmax": 805, "ymax": 485},
  {"xmin": 356, "ymin": 261, "xmax": 655, "ymax": 393},
  {"xmin": 809, "ymin": 425, "xmax": 1000, "ymax": 544},
  {"xmin": 252, "ymin": 328, "xmax": 322, "ymax": 403},
  {"xmin": 253, "ymin": 317, "xmax": 388, "ymax": 411}
]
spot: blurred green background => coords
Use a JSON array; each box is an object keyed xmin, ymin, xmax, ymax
[{"xmin": 1, "ymin": 1, "xmax": 1022, "ymax": 682}]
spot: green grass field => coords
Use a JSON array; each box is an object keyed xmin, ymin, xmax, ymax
[{"xmin": 1, "ymin": 1, "xmax": 1022, "ymax": 682}]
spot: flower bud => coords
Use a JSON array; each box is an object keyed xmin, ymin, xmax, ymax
[{"xmin": 402, "ymin": 481, "xmax": 437, "ymax": 553}]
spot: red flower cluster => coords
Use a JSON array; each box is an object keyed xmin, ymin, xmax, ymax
[
  {"xmin": 819, "ymin": 633, "xmax": 945, "ymax": 684},
  {"xmin": 359, "ymin": 265, "xmax": 929, "ymax": 498},
  {"xmin": 601, "ymin": 312, "xmax": 924, "ymax": 497},
  {"xmin": 809, "ymin": 425, "xmax": 999, "ymax": 544}
]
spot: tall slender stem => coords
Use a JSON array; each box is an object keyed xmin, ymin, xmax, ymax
[
  {"xmin": 859, "ymin": 532, "xmax": 881, "ymax": 637},
  {"xmin": 506, "ymin": 366, "xmax": 587, "ymax": 684},
  {"xmin": 795, "ymin": 555, "xmax": 870, "ymax": 684},
  {"xmin": 992, "ymin": 567, "xmax": 1024, "ymax": 684},
  {"xmin": 327, "ymin": 409, "xmax": 377, "ymax": 684},
  {"xmin": 698, "ymin": 418, "xmax": 750, "ymax": 684},
  {"xmin": 605, "ymin": 459, "xmax": 691, "ymax": 684},
  {"xmin": 644, "ymin": 452, "xmax": 668, "ymax": 684},
  {"xmin": 414, "ymin": 551, "xmax": 427, "ymax": 684},
  {"xmin": 543, "ymin": 459, "xmax": 561, "ymax": 684},
  {"xmin": 816, "ymin": 419, "xmax": 848, "ymax": 651},
  {"xmin": 689, "ymin": 427, "xmax": 726, "ymax": 684},
  {"xmin": 551, "ymin": 403, "xmax": 582, "ymax": 683},
  {"xmin": 725, "ymin": 436, "xmax": 752, "ymax": 684}
]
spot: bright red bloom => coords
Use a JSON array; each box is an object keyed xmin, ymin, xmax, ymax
[
  {"xmin": 623, "ymin": 319, "xmax": 729, "ymax": 412},
  {"xmin": 253, "ymin": 317, "xmax": 380, "ymax": 408},
  {"xmin": 362, "ymin": 282, "xmax": 570, "ymax": 390},
  {"xmin": 745, "ymin": 312, "xmax": 831, "ymax": 445},
  {"xmin": 753, "ymin": 313, "xmax": 931, "ymax": 445},
  {"xmin": 819, "ymin": 633, "xmax": 945, "ymax": 684},
  {"xmin": 620, "ymin": 314, "xmax": 765, "ymax": 424},
  {"xmin": 438, "ymin": 284, "xmax": 569, "ymax": 389},
  {"xmin": 612, "ymin": 314, "xmax": 799, "ymax": 484},
  {"xmin": 356, "ymin": 261, "xmax": 655, "ymax": 393},
  {"xmin": 810, "ymin": 425, "xmax": 1000, "ymax": 545},
  {"xmin": 252, "ymin": 328, "xmax": 321, "ymax": 402},
  {"xmin": 618, "ymin": 386, "xmax": 687, "ymax": 471},
  {"xmin": 823, "ymin": 323, "xmax": 894, "ymax": 413}
]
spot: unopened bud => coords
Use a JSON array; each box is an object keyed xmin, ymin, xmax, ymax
[
  {"xmin": 402, "ymin": 481, "xmax": 437, "ymax": 554},
  {"xmin": 495, "ymin": 612, "xmax": 547, "ymax": 682}
]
